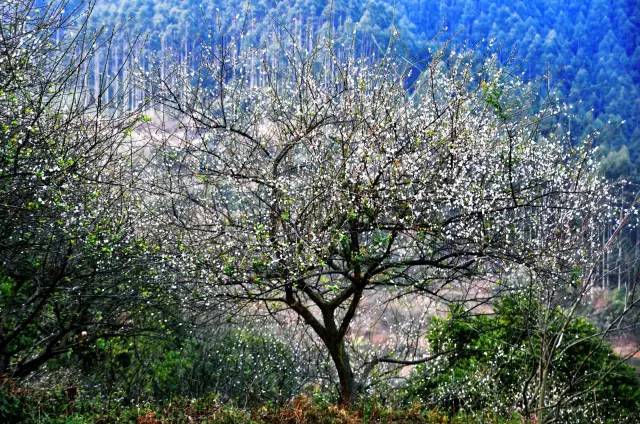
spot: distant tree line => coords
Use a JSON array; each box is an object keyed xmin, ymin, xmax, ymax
[{"xmin": 84, "ymin": 0, "xmax": 639, "ymax": 169}]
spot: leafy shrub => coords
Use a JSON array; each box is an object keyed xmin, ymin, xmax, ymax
[
  {"xmin": 0, "ymin": 378, "xmax": 116, "ymax": 424},
  {"xmin": 77, "ymin": 327, "xmax": 303, "ymax": 407},
  {"xmin": 0, "ymin": 379, "xmax": 525, "ymax": 423},
  {"xmin": 405, "ymin": 295, "xmax": 640, "ymax": 423},
  {"xmin": 183, "ymin": 329, "xmax": 303, "ymax": 406},
  {"xmin": 0, "ymin": 379, "xmax": 23, "ymax": 423}
]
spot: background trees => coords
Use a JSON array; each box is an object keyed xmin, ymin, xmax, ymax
[{"xmin": 85, "ymin": 0, "xmax": 640, "ymax": 174}]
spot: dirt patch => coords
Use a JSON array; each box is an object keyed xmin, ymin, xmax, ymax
[{"xmin": 611, "ymin": 334, "xmax": 640, "ymax": 359}]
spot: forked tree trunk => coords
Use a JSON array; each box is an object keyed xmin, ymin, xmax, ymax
[{"xmin": 285, "ymin": 281, "xmax": 363, "ymax": 406}]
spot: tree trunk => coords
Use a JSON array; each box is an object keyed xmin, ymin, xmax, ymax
[
  {"xmin": 537, "ymin": 342, "xmax": 549, "ymax": 424},
  {"xmin": 0, "ymin": 351, "xmax": 10, "ymax": 376},
  {"xmin": 326, "ymin": 337, "xmax": 356, "ymax": 406},
  {"xmin": 284, "ymin": 280, "xmax": 363, "ymax": 407}
]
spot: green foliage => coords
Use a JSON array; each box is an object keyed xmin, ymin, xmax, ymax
[
  {"xmin": 481, "ymin": 80, "xmax": 509, "ymax": 121},
  {"xmin": 75, "ymin": 327, "xmax": 303, "ymax": 408},
  {"xmin": 3, "ymin": 340, "xmax": 297, "ymax": 423},
  {"xmin": 196, "ymin": 329, "xmax": 301, "ymax": 406},
  {"xmin": 405, "ymin": 295, "xmax": 640, "ymax": 422},
  {"xmin": 2, "ymin": 384, "xmax": 532, "ymax": 424},
  {"xmin": 0, "ymin": 384, "xmax": 22, "ymax": 423},
  {"xmin": 0, "ymin": 381, "xmax": 110, "ymax": 424}
]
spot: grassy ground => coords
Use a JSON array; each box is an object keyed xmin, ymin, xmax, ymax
[{"xmin": 2, "ymin": 386, "xmax": 525, "ymax": 424}]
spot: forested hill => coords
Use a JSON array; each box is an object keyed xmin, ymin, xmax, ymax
[{"xmin": 90, "ymin": 0, "xmax": 639, "ymax": 178}]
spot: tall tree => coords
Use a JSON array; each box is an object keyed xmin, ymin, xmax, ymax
[
  {"xmin": 0, "ymin": 0, "xmax": 154, "ymax": 378},
  {"xmin": 147, "ymin": 36, "xmax": 614, "ymax": 405}
]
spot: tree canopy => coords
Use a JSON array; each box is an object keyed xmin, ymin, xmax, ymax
[{"xmin": 145, "ymin": 37, "xmax": 616, "ymax": 405}]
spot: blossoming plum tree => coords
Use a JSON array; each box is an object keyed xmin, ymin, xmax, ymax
[
  {"xmin": 0, "ymin": 0, "xmax": 155, "ymax": 378},
  {"xmin": 148, "ymin": 38, "xmax": 613, "ymax": 405}
]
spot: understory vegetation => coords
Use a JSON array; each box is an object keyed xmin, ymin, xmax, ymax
[{"xmin": 3, "ymin": 297, "xmax": 639, "ymax": 423}]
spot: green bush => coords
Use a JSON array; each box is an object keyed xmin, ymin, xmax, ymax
[
  {"xmin": 181, "ymin": 329, "xmax": 303, "ymax": 406},
  {"xmin": 76, "ymin": 327, "xmax": 303, "ymax": 407},
  {"xmin": 405, "ymin": 294, "xmax": 640, "ymax": 423},
  {"xmin": 0, "ymin": 382, "xmax": 22, "ymax": 423},
  {"xmin": 0, "ymin": 381, "xmax": 117, "ymax": 424}
]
